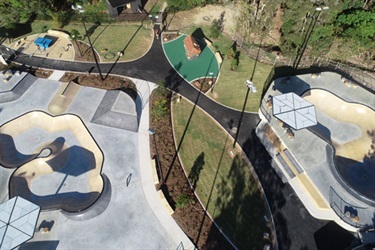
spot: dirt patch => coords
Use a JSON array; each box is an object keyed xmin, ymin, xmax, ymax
[
  {"xmin": 166, "ymin": 4, "xmax": 236, "ymax": 36},
  {"xmin": 267, "ymin": 6, "xmax": 283, "ymax": 45},
  {"xmin": 60, "ymin": 72, "xmax": 137, "ymax": 99},
  {"xmin": 150, "ymin": 91, "xmax": 234, "ymax": 250},
  {"xmin": 72, "ymin": 41, "xmax": 97, "ymax": 62},
  {"xmin": 33, "ymin": 68, "xmax": 53, "ymax": 78},
  {"xmin": 192, "ymin": 77, "xmax": 217, "ymax": 93}
]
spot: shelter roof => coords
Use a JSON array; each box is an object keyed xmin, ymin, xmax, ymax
[
  {"xmin": 272, "ymin": 92, "xmax": 317, "ymax": 130},
  {"xmin": 0, "ymin": 196, "xmax": 40, "ymax": 250},
  {"xmin": 183, "ymin": 35, "xmax": 201, "ymax": 59}
]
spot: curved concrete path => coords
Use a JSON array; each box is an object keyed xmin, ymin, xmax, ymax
[{"xmin": 0, "ymin": 24, "xmax": 344, "ymax": 249}]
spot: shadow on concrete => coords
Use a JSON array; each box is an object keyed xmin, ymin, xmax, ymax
[
  {"xmin": 38, "ymin": 219, "xmax": 55, "ymax": 231},
  {"xmin": 47, "ymin": 145, "xmax": 96, "ymax": 176},
  {"xmin": 272, "ymin": 76, "xmax": 311, "ymax": 96},
  {"xmin": 18, "ymin": 240, "xmax": 59, "ymax": 250},
  {"xmin": 0, "ymin": 133, "xmax": 38, "ymax": 168},
  {"xmin": 10, "ymin": 176, "xmax": 101, "ymax": 212},
  {"xmin": 61, "ymin": 174, "xmax": 111, "ymax": 220},
  {"xmin": 335, "ymin": 156, "xmax": 375, "ymax": 202}
]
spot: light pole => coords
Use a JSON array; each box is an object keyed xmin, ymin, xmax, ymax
[
  {"xmin": 293, "ymin": 6, "xmax": 329, "ymax": 69},
  {"xmin": 5, "ymin": 47, "xmax": 16, "ymax": 59},
  {"xmin": 148, "ymin": 128, "xmax": 164, "ymax": 188},
  {"xmin": 72, "ymin": 5, "xmax": 104, "ymax": 80},
  {"xmin": 233, "ymin": 80, "xmax": 257, "ymax": 148}
]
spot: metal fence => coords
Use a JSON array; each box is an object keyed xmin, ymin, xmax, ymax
[
  {"xmin": 329, "ymin": 187, "xmax": 374, "ymax": 230},
  {"xmin": 226, "ymin": 32, "xmax": 375, "ymax": 93}
]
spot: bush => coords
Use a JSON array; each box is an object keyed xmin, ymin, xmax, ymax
[
  {"xmin": 226, "ymin": 46, "xmax": 235, "ymax": 59},
  {"xmin": 210, "ymin": 19, "xmax": 221, "ymax": 39},
  {"xmin": 230, "ymin": 58, "xmax": 238, "ymax": 71},
  {"xmin": 176, "ymin": 193, "xmax": 191, "ymax": 208},
  {"xmin": 152, "ymin": 99, "xmax": 168, "ymax": 119}
]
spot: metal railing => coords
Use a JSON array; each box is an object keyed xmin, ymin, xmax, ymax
[{"xmin": 329, "ymin": 187, "xmax": 374, "ymax": 230}]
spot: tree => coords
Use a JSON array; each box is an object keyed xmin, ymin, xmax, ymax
[
  {"xmin": 167, "ymin": 0, "xmax": 207, "ymax": 11},
  {"xmin": 210, "ymin": 19, "xmax": 221, "ymax": 39},
  {"xmin": 0, "ymin": 0, "xmax": 47, "ymax": 24},
  {"xmin": 70, "ymin": 29, "xmax": 83, "ymax": 57},
  {"xmin": 334, "ymin": 9, "xmax": 375, "ymax": 45}
]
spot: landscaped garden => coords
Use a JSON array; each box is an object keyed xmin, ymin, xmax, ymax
[
  {"xmin": 171, "ymin": 97, "xmax": 271, "ymax": 249},
  {"xmin": 167, "ymin": 24, "xmax": 273, "ymax": 112}
]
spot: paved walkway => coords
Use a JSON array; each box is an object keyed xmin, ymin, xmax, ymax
[
  {"xmin": 0, "ymin": 73, "xmax": 194, "ymax": 249},
  {"xmin": 9, "ymin": 33, "xmax": 74, "ymax": 61},
  {"xmin": 1, "ymin": 24, "xmax": 358, "ymax": 249}
]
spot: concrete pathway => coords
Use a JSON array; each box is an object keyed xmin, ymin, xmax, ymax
[
  {"xmin": 48, "ymin": 70, "xmax": 66, "ymax": 81},
  {"xmin": 136, "ymin": 80, "xmax": 194, "ymax": 249},
  {"xmin": 0, "ymin": 24, "xmax": 357, "ymax": 249}
]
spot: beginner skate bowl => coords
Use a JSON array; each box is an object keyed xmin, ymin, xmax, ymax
[
  {"xmin": 0, "ymin": 111, "xmax": 104, "ymax": 212},
  {"xmin": 303, "ymin": 89, "xmax": 375, "ymax": 201}
]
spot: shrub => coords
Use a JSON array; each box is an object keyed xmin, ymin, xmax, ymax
[
  {"xmin": 227, "ymin": 46, "xmax": 235, "ymax": 59},
  {"xmin": 210, "ymin": 19, "xmax": 221, "ymax": 39},
  {"xmin": 230, "ymin": 58, "xmax": 238, "ymax": 71},
  {"xmin": 176, "ymin": 193, "xmax": 191, "ymax": 208},
  {"xmin": 152, "ymin": 99, "xmax": 168, "ymax": 119}
]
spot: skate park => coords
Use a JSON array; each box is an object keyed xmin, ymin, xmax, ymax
[
  {"xmin": 256, "ymin": 71, "xmax": 375, "ymax": 231},
  {"xmin": 0, "ymin": 70, "xmax": 194, "ymax": 249}
]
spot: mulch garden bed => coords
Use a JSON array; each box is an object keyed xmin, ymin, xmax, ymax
[
  {"xmin": 60, "ymin": 72, "xmax": 137, "ymax": 100},
  {"xmin": 192, "ymin": 77, "xmax": 217, "ymax": 93},
  {"xmin": 72, "ymin": 41, "xmax": 97, "ymax": 62},
  {"xmin": 149, "ymin": 91, "xmax": 233, "ymax": 250}
]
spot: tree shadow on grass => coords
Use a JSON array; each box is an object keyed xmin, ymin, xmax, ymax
[
  {"xmin": 188, "ymin": 152, "xmax": 205, "ymax": 190},
  {"xmin": 214, "ymin": 154, "xmax": 268, "ymax": 249},
  {"xmin": 195, "ymin": 136, "xmax": 229, "ymax": 247},
  {"xmin": 104, "ymin": 21, "xmax": 147, "ymax": 79}
]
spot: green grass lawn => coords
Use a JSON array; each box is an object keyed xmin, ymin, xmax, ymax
[
  {"xmin": 178, "ymin": 25, "xmax": 273, "ymax": 112},
  {"xmin": 172, "ymin": 98, "xmax": 268, "ymax": 249},
  {"xmin": 2, "ymin": 20, "xmax": 152, "ymax": 62},
  {"xmin": 63, "ymin": 22, "xmax": 153, "ymax": 62},
  {"xmin": 163, "ymin": 34, "xmax": 219, "ymax": 82},
  {"xmin": 209, "ymin": 54, "xmax": 273, "ymax": 112}
]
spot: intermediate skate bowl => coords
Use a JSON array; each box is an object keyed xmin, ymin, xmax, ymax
[
  {"xmin": 0, "ymin": 111, "xmax": 104, "ymax": 212},
  {"xmin": 303, "ymin": 89, "xmax": 375, "ymax": 202}
]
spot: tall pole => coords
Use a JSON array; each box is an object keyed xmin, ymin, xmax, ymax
[
  {"xmin": 148, "ymin": 129, "xmax": 164, "ymax": 189},
  {"xmin": 233, "ymin": 86, "xmax": 251, "ymax": 148},
  {"xmin": 80, "ymin": 12, "xmax": 104, "ymax": 81},
  {"xmin": 232, "ymin": 44, "xmax": 261, "ymax": 148},
  {"xmin": 293, "ymin": 7, "xmax": 329, "ymax": 70}
]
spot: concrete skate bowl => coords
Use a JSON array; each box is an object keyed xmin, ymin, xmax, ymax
[
  {"xmin": 0, "ymin": 111, "xmax": 105, "ymax": 212},
  {"xmin": 303, "ymin": 89, "xmax": 375, "ymax": 203}
]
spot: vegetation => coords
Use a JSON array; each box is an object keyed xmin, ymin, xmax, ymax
[
  {"xmin": 176, "ymin": 193, "xmax": 191, "ymax": 208},
  {"xmin": 172, "ymin": 97, "xmax": 268, "ymax": 249},
  {"xmin": 152, "ymin": 82, "xmax": 169, "ymax": 120},
  {"xmin": 168, "ymin": 0, "xmax": 373, "ymax": 66}
]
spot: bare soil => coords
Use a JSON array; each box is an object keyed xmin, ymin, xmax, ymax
[
  {"xmin": 166, "ymin": 4, "xmax": 236, "ymax": 36},
  {"xmin": 71, "ymin": 41, "xmax": 97, "ymax": 62},
  {"xmin": 60, "ymin": 72, "xmax": 137, "ymax": 99}
]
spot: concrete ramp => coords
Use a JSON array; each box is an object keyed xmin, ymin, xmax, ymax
[
  {"xmin": 91, "ymin": 91, "xmax": 138, "ymax": 131},
  {"xmin": 48, "ymin": 81, "xmax": 80, "ymax": 115}
]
